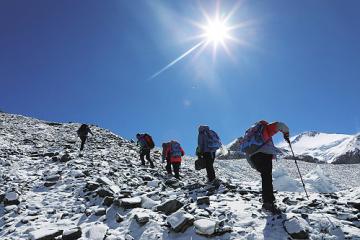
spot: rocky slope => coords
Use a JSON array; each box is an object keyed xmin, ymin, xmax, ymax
[{"xmin": 1, "ymin": 113, "xmax": 360, "ymax": 239}]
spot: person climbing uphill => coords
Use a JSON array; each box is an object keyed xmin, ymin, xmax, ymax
[
  {"xmin": 197, "ymin": 125, "xmax": 222, "ymax": 184},
  {"xmin": 164, "ymin": 140, "xmax": 185, "ymax": 179},
  {"xmin": 77, "ymin": 124, "xmax": 93, "ymax": 151},
  {"xmin": 136, "ymin": 133, "xmax": 155, "ymax": 168},
  {"xmin": 240, "ymin": 120, "xmax": 290, "ymax": 214},
  {"xmin": 162, "ymin": 142, "xmax": 172, "ymax": 175}
]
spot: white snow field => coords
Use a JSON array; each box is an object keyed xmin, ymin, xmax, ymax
[
  {"xmin": 223, "ymin": 131, "xmax": 360, "ymax": 164},
  {"xmin": 278, "ymin": 131, "xmax": 360, "ymax": 164},
  {"xmin": 1, "ymin": 113, "xmax": 360, "ymax": 239}
]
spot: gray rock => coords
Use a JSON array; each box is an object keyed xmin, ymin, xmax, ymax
[
  {"xmin": 85, "ymin": 181, "xmax": 100, "ymax": 191},
  {"xmin": 96, "ymin": 188, "xmax": 114, "ymax": 198},
  {"xmin": 119, "ymin": 197, "xmax": 142, "ymax": 209},
  {"xmin": 156, "ymin": 199, "xmax": 184, "ymax": 215},
  {"xmin": 135, "ymin": 212, "xmax": 150, "ymax": 224},
  {"xmin": 45, "ymin": 174, "xmax": 60, "ymax": 182},
  {"xmin": 95, "ymin": 208, "xmax": 106, "ymax": 216},
  {"xmin": 86, "ymin": 224, "xmax": 108, "ymax": 240},
  {"xmin": 196, "ymin": 196, "xmax": 210, "ymax": 205},
  {"xmin": 167, "ymin": 210, "xmax": 195, "ymax": 232},
  {"xmin": 283, "ymin": 216, "xmax": 310, "ymax": 239},
  {"xmin": 4, "ymin": 192, "xmax": 20, "ymax": 206},
  {"xmin": 194, "ymin": 218, "xmax": 217, "ymax": 235},
  {"xmin": 29, "ymin": 228, "xmax": 63, "ymax": 240},
  {"xmin": 120, "ymin": 190, "xmax": 132, "ymax": 197},
  {"xmin": 60, "ymin": 153, "xmax": 71, "ymax": 162},
  {"xmin": 96, "ymin": 177, "xmax": 114, "ymax": 186},
  {"xmin": 43, "ymin": 152, "xmax": 57, "ymax": 157},
  {"xmin": 348, "ymin": 201, "xmax": 360, "ymax": 211},
  {"xmin": 44, "ymin": 181, "xmax": 57, "ymax": 187},
  {"xmin": 0, "ymin": 192, "xmax": 5, "ymax": 203},
  {"xmin": 141, "ymin": 175, "xmax": 153, "ymax": 181},
  {"xmin": 102, "ymin": 196, "xmax": 114, "ymax": 206},
  {"xmin": 165, "ymin": 179, "xmax": 183, "ymax": 188},
  {"xmin": 116, "ymin": 213, "xmax": 125, "ymax": 222},
  {"xmin": 62, "ymin": 227, "xmax": 82, "ymax": 240}
]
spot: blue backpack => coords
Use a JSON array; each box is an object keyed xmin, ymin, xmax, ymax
[
  {"xmin": 240, "ymin": 122, "xmax": 269, "ymax": 155},
  {"xmin": 170, "ymin": 141, "xmax": 182, "ymax": 157},
  {"xmin": 205, "ymin": 129, "xmax": 222, "ymax": 151}
]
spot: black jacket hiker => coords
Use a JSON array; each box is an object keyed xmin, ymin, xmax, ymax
[
  {"xmin": 77, "ymin": 124, "xmax": 93, "ymax": 151},
  {"xmin": 136, "ymin": 133, "xmax": 155, "ymax": 168}
]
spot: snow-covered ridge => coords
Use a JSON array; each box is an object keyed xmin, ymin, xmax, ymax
[
  {"xmin": 278, "ymin": 131, "xmax": 360, "ymax": 164},
  {"xmin": 220, "ymin": 131, "xmax": 360, "ymax": 164}
]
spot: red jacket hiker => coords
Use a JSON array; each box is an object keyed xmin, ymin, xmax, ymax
[
  {"xmin": 260, "ymin": 120, "xmax": 289, "ymax": 143},
  {"xmin": 164, "ymin": 141, "xmax": 185, "ymax": 164}
]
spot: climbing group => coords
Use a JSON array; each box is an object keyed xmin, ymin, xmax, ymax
[{"xmin": 76, "ymin": 120, "xmax": 291, "ymax": 214}]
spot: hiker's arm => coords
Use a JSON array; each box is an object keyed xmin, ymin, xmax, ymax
[
  {"xmin": 197, "ymin": 134, "xmax": 204, "ymax": 153},
  {"xmin": 180, "ymin": 147, "xmax": 185, "ymax": 157},
  {"xmin": 164, "ymin": 146, "xmax": 170, "ymax": 158},
  {"xmin": 263, "ymin": 122, "xmax": 289, "ymax": 141}
]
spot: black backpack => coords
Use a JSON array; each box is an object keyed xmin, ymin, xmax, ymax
[{"xmin": 77, "ymin": 124, "xmax": 89, "ymax": 136}]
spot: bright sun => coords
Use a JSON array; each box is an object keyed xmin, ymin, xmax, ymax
[
  {"xmin": 188, "ymin": 2, "xmax": 248, "ymax": 62},
  {"xmin": 149, "ymin": 2, "xmax": 252, "ymax": 79},
  {"xmin": 204, "ymin": 19, "xmax": 230, "ymax": 44}
]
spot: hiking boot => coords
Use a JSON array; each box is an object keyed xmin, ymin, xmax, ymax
[
  {"xmin": 262, "ymin": 203, "xmax": 282, "ymax": 214},
  {"xmin": 207, "ymin": 179, "xmax": 220, "ymax": 188}
]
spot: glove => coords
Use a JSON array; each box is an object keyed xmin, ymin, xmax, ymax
[
  {"xmin": 283, "ymin": 132, "xmax": 290, "ymax": 144},
  {"xmin": 277, "ymin": 122, "xmax": 289, "ymax": 133}
]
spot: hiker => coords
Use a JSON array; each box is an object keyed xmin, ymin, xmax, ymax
[
  {"xmin": 164, "ymin": 140, "xmax": 185, "ymax": 179},
  {"xmin": 77, "ymin": 124, "xmax": 93, "ymax": 151},
  {"xmin": 136, "ymin": 133, "xmax": 155, "ymax": 168},
  {"xmin": 197, "ymin": 125, "xmax": 222, "ymax": 183},
  {"xmin": 162, "ymin": 142, "xmax": 171, "ymax": 172},
  {"xmin": 241, "ymin": 120, "xmax": 290, "ymax": 214}
]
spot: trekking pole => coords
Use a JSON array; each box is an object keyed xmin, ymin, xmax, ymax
[{"xmin": 287, "ymin": 140, "xmax": 309, "ymax": 199}]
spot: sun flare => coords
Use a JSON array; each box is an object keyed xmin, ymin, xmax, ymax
[
  {"xmin": 149, "ymin": 1, "xmax": 252, "ymax": 79},
  {"xmin": 204, "ymin": 19, "xmax": 230, "ymax": 44}
]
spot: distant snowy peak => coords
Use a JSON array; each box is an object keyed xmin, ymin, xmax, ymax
[
  {"xmin": 220, "ymin": 131, "xmax": 360, "ymax": 164},
  {"xmin": 291, "ymin": 131, "xmax": 321, "ymax": 144},
  {"xmin": 278, "ymin": 132, "xmax": 360, "ymax": 164}
]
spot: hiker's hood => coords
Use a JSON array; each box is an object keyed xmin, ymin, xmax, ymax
[{"xmin": 198, "ymin": 125, "xmax": 209, "ymax": 133}]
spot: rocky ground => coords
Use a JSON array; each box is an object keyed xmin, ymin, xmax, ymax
[{"xmin": 1, "ymin": 113, "xmax": 360, "ymax": 239}]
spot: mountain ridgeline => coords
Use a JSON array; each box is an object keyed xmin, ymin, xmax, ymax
[{"xmin": 219, "ymin": 131, "xmax": 360, "ymax": 164}]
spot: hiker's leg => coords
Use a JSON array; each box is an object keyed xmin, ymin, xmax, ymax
[
  {"xmin": 252, "ymin": 153, "xmax": 274, "ymax": 203},
  {"xmin": 204, "ymin": 152, "xmax": 215, "ymax": 182},
  {"xmin": 145, "ymin": 149, "xmax": 154, "ymax": 167},
  {"xmin": 261, "ymin": 155, "xmax": 275, "ymax": 203},
  {"xmin": 80, "ymin": 136, "xmax": 86, "ymax": 151},
  {"xmin": 166, "ymin": 159, "xmax": 172, "ymax": 174},
  {"xmin": 173, "ymin": 163, "xmax": 180, "ymax": 179},
  {"xmin": 140, "ymin": 150, "xmax": 145, "ymax": 165}
]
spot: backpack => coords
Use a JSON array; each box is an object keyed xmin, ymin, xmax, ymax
[
  {"xmin": 240, "ymin": 122, "xmax": 269, "ymax": 155},
  {"xmin": 77, "ymin": 124, "xmax": 88, "ymax": 137},
  {"xmin": 205, "ymin": 129, "xmax": 222, "ymax": 151},
  {"xmin": 170, "ymin": 141, "xmax": 182, "ymax": 157},
  {"xmin": 195, "ymin": 157, "xmax": 206, "ymax": 170},
  {"xmin": 143, "ymin": 134, "xmax": 155, "ymax": 149}
]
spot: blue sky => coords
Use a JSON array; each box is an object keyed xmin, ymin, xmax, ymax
[{"xmin": 1, "ymin": 0, "xmax": 360, "ymax": 154}]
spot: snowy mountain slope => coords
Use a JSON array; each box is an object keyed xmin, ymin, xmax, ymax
[
  {"xmin": 216, "ymin": 137, "xmax": 245, "ymax": 160},
  {"xmin": 278, "ymin": 131, "xmax": 360, "ymax": 164},
  {"xmin": 1, "ymin": 113, "xmax": 360, "ymax": 239},
  {"xmin": 220, "ymin": 131, "xmax": 360, "ymax": 164}
]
